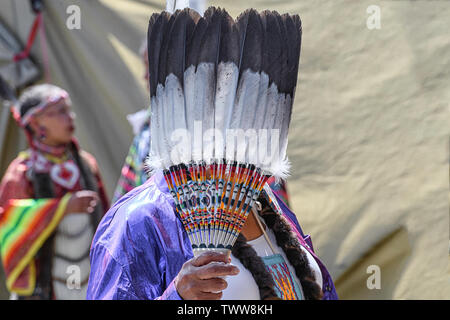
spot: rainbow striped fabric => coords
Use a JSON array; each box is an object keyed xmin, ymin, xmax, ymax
[{"xmin": 0, "ymin": 194, "xmax": 70, "ymax": 295}]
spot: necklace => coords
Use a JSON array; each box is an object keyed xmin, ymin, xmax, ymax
[
  {"xmin": 32, "ymin": 139, "xmax": 68, "ymax": 157},
  {"xmin": 28, "ymin": 142, "xmax": 80, "ymax": 190},
  {"xmin": 251, "ymin": 204, "xmax": 277, "ymax": 255}
]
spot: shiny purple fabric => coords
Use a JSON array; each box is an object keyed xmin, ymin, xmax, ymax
[{"xmin": 86, "ymin": 170, "xmax": 338, "ymax": 300}]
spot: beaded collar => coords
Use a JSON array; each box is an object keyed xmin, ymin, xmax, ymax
[{"xmin": 32, "ymin": 139, "xmax": 69, "ymax": 158}]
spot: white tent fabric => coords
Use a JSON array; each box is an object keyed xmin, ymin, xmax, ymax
[{"xmin": 0, "ymin": 0, "xmax": 449, "ymax": 299}]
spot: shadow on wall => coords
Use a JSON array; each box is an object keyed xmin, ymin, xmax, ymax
[{"xmin": 334, "ymin": 226, "xmax": 412, "ymax": 299}]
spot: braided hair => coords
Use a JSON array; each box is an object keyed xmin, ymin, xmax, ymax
[{"xmin": 231, "ymin": 195, "xmax": 323, "ymax": 300}]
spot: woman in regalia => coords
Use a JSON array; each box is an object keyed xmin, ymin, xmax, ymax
[
  {"xmin": 87, "ymin": 7, "xmax": 337, "ymax": 300},
  {"xmin": 0, "ymin": 84, "xmax": 109, "ymax": 299}
]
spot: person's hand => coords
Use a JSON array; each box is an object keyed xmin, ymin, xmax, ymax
[
  {"xmin": 174, "ymin": 251, "xmax": 240, "ymax": 300},
  {"xmin": 66, "ymin": 190, "xmax": 99, "ymax": 214}
]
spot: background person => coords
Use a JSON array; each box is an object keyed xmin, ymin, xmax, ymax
[{"xmin": 0, "ymin": 84, "xmax": 109, "ymax": 299}]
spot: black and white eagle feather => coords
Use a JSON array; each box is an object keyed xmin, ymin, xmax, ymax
[{"xmin": 146, "ymin": 7, "xmax": 302, "ymax": 181}]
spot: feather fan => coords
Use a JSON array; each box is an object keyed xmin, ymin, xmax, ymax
[{"xmin": 146, "ymin": 7, "xmax": 302, "ymax": 255}]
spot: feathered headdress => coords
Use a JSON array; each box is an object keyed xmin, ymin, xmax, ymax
[{"xmin": 146, "ymin": 7, "xmax": 302, "ymax": 255}]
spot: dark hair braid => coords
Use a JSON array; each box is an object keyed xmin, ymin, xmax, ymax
[
  {"xmin": 231, "ymin": 196, "xmax": 323, "ymax": 300},
  {"xmin": 231, "ymin": 234, "xmax": 280, "ymax": 300},
  {"xmin": 69, "ymin": 142, "xmax": 102, "ymax": 227}
]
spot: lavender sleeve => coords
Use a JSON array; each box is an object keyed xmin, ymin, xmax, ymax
[
  {"xmin": 86, "ymin": 172, "xmax": 193, "ymax": 300},
  {"xmin": 87, "ymin": 243, "xmax": 182, "ymax": 300}
]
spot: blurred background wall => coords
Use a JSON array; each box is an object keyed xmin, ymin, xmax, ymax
[{"xmin": 0, "ymin": 0, "xmax": 448, "ymax": 299}]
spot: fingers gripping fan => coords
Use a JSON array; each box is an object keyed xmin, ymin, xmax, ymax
[{"xmin": 146, "ymin": 7, "xmax": 302, "ymax": 256}]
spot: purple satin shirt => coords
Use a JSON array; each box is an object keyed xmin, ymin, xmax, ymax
[{"xmin": 86, "ymin": 170, "xmax": 338, "ymax": 300}]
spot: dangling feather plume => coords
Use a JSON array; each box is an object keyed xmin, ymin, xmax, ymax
[{"xmin": 146, "ymin": 7, "xmax": 302, "ymax": 255}]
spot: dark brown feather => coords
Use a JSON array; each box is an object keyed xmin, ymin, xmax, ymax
[{"xmin": 147, "ymin": 12, "xmax": 169, "ymax": 97}]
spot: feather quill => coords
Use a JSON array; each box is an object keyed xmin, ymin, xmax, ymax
[
  {"xmin": 196, "ymin": 7, "xmax": 222, "ymax": 163},
  {"xmin": 184, "ymin": 15, "xmax": 208, "ymax": 162},
  {"xmin": 148, "ymin": 12, "xmax": 170, "ymax": 170},
  {"xmin": 213, "ymin": 11, "xmax": 239, "ymax": 161}
]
